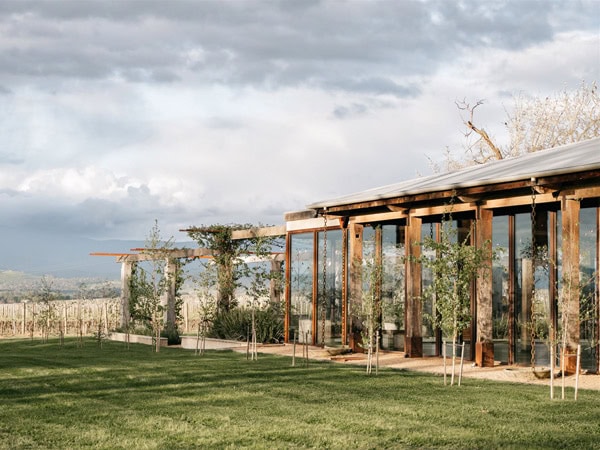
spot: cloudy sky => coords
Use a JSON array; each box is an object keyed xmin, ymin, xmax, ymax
[{"xmin": 0, "ymin": 0, "xmax": 598, "ymax": 275}]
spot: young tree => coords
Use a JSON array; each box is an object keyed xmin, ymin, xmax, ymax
[
  {"xmin": 419, "ymin": 220, "xmax": 493, "ymax": 386},
  {"xmin": 358, "ymin": 256, "xmax": 383, "ymax": 375},
  {"xmin": 35, "ymin": 276, "xmax": 57, "ymax": 343},
  {"xmin": 187, "ymin": 224, "xmax": 250, "ymax": 313},
  {"xmin": 187, "ymin": 224, "xmax": 284, "ymax": 313},
  {"xmin": 194, "ymin": 261, "xmax": 218, "ymax": 356},
  {"xmin": 243, "ymin": 235, "xmax": 276, "ymax": 361},
  {"xmin": 442, "ymin": 81, "xmax": 599, "ymax": 169},
  {"xmin": 129, "ymin": 220, "xmax": 175, "ymax": 353}
]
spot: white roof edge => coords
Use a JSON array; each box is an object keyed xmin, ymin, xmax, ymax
[{"xmin": 307, "ymin": 137, "xmax": 600, "ymax": 210}]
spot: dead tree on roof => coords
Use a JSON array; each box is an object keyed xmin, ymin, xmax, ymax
[{"xmin": 441, "ymin": 81, "xmax": 600, "ymax": 170}]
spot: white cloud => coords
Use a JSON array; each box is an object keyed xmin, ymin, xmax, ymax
[{"xmin": 0, "ymin": 0, "xmax": 597, "ymax": 272}]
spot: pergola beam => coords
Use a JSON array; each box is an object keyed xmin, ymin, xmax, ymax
[{"xmin": 180, "ymin": 225, "xmax": 286, "ymax": 240}]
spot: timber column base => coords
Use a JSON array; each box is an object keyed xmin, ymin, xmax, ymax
[
  {"xmin": 561, "ymin": 352, "xmax": 579, "ymax": 375},
  {"xmin": 475, "ymin": 342, "xmax": 495, "ymax": 367},
  {"xmin": 404, "ymin": 336, "xmax": 423, "ymax": 358}
]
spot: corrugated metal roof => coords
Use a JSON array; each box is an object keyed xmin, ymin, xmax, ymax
[{"xmin": 307, "ymin": 137, "xmax": 600, "ymax": 210}]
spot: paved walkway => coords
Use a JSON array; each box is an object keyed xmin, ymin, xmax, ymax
[{"xmin": 230, "ymin": 343, "xmax": 600, "ymax": 392}]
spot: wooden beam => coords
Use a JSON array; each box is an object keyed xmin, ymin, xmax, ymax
[
  {"xmin": 563, "ymin": 186, "xmax": 600, "ymax": 200},
  {"xmin": 118, "ymin": 248, "xmax": 214, "ymax": 262},
  {"xmin": 284, "ymin": 210, "xmax": 317, "ymax": 221},
  {"xmin": 90, "ymin": 252, "xmax": 135, "ymax": 257},
  {"xmin": 386, "ymin": 205, "xmax": 406, "ymax": 213},
  {"xmin": 181, "ymin": 224, "xmax": 286, "ymax": 240},
  {"xmin": 350, "ymin": 210, "xmax": 407, "ymax": 224},
  {"xmin": 457, "ymin": 195, "xmax": 480, "ymax": 203},
  {"xmin": 411, "ymin": 202, "xmax": 475, "ymax": 217},
  {"xmin": 481, "ymin": 192, "xmax": 557, "ymax": 209},
  {"xmin": 231, "ymin": 225, "xmax": 286, "ymax": 240}
]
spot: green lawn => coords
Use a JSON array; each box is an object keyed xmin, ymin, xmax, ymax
[{"xmin": 0, "ymin": 339, "xmax": 598, "ymax": 449}]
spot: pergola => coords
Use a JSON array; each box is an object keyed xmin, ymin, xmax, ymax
[{"xmin": 91, "ymin": 225, "xmax": 286, "ymax": 329}]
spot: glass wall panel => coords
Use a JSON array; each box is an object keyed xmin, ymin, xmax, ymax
[
  {"xmin": 580, "ymin": 207, "xmax": 598, "ymax": 370},
  {"xmin": 381, "ymin": 225, "xmax": 406, "ymax": 351},
  {"xmin": 289, "ymin": 233, "xmax": 313, "ymax": 343},
  {"xmin": 514, "ymin": 211, "xmax": 551, "ymax": 366},
  {"xmin": 492, "ymin": 215, "xmax": 510, "ymax": 363},
  {"xmin": 316, "ymin": 229, "xmax": 344, "ymax": 346},
  {"xmin": 514, "ymin": 213, "xmax": 531, "ymax": 364},
  {"xmin": 421, "ymin": 222, "xmax": 437, "ymax": 356}
]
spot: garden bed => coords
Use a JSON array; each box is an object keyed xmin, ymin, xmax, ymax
[{"xmin": 109, "ymin": 332, "xmax": 168, "ymax": 347}]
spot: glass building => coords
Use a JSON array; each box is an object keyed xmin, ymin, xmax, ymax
[{"xmin": 283, "ymin": 138, "xmax": 600, "ymax": 373}]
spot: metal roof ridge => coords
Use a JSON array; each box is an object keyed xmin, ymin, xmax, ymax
[{"xmin": 306, "ymin": 137, "xmax": 600, "ymax": 210}]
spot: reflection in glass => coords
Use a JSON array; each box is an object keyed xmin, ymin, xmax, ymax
[
  {"xmin": 580, "ymin": 207, "xmax": 598, "ymax": 370},
  {"xmin": 421, "ymin": 222, "xmax": 437, "ymax": 356},
  {"xmin": 289, "ymin": 233, "xmax": 313, "ymax": 343},
  {"xmin": 381, "ymin": 225, "xmax": 405, "ymax": 351},
  {"xmin": 514, "ymin": 211, "xmax": 551, "ymax": 366},
  {"xmin": 492, "ymin": 215, "xmax": 509, "ymax": 363},
  {"xmin": 316, "ymin": 229, "xmax": 344, "ymax": 346}
]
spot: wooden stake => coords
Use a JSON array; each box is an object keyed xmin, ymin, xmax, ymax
[
  {"xmin": 561, "ymin": 346, "xmax": 566, "ymax": 400},
  {"xmin": 292, "ymin": 331, "xmax": 296, "ymax": 367},
  {"xmin": 246, "ymin": 325, "xmax": 250, "ymax": 361},
  {"xmin": 305, "ymin": 332, "xmax": 309, "ymax": 368},
  {"xmin": 459, "ymin": 342, "xmax": 465, "ymax": 386},
  {"xmin": 575, "ymin": 344, "xmax": 581, "ymax": 401},
  {"xmin": 550, "ymin": 342, "xmax": 554, "ymax": 400},
  {"xmin": 376, "ymin": 334, "xmax": 380, "ymax": 376},
  {"xmin": 443, "ymin": 340, "xmax": 447, "ymax": 386}
]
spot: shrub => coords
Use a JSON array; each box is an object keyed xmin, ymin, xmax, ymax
[
  {"xmin": 210, "ymin": 305, "xmax": 283, "ymax": 343},
  {"xmin": 161, "ymin": 324, "xmax": 182, "ymax": 345}
]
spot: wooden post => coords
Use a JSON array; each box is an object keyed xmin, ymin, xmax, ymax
[
  {"xmin": 405, "ymin": 214, "xmax": 423, "ymax": 357},
  {"xmin": 292, "ymin": 330, "xmax": 296, "ymax": 367},
  {"xmin": 443, "ymin": 341, "xmax": 447, "ymax": 386},
  {"xmin": 184, "ymin": 302, "xmax": 189, "ymax": 334},
  {"xmin": 561, "ymin": 196, "xmax": 580, "ymax": 375},
  {"xmin": 476, "ymin": 207, "xmax": 495, "ymax": 367},
  {"xmin": 120, "ymin": 261, "xmax": 133, "ymax": 329},
  {"xmin": 550, "ymin": 341, "xmax": 554, "ymax": 399},
  {"xmin": 459, "ymin": 342, "xmax": 465, "ymax": 386},
  {"xmin": 163, "ymin": 258, "xmax": 178, "ymax": 329},
  {"xmin": 349, "ymin": 222, "xmax": 364, "ymax": 352},
  {"xmin": 575, "ymin": 344, "xmax": 581, "ymax": 401}
]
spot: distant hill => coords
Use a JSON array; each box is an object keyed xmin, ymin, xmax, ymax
[{"xmin": 0, "ymin": 228, "xmax": 196, "ymax": 279}]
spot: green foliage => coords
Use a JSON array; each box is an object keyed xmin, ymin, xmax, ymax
[
  {"xmin": 352, "ymin": 250, "xmax": 383, "ymax": 374},
  {"xmin": 161, "ymin": 324, "xmax": 181, "ymax": 345},
  {"xmin": 419, "ymin": 221, "xmax": 493, "ymax": 343},
  {"xmin": 193, "ymin": 261, "xmax": 218, "ymax": 355},
  {"xmin": 210, "ymin": 305, "xmax": 284, "ymax": 343},
  {"xmin": 186, "ymin": 223, "xmax": 284, "ymax": 313},
  {"xmin": 128, "ymin": 220, "xmax": 175, "ymax": 352},
  {"xmin": 34, "ymin": 276, "xmax": 58, "ymax": 343}
]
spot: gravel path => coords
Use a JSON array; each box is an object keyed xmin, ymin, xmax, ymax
[{"xmin": 236, "ymin": 343, "xmax": 600, "ymax": 391}]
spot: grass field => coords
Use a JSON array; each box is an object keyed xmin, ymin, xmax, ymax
[{"xmin": 0, "ymin": 338, "xmax": 599, "ymax": 449}]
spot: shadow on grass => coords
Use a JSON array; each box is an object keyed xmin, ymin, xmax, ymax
[{"xmin": 0, "ymin": 338, "xmax": 599, "ymax": 449}]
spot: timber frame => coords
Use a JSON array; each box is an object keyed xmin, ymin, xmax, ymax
[
  {"xmin": 92, "ymin": 225, "xmax": 286, "ymax": 331},
  {"xmin": 283, "ymin": 138, "xmax": 600, "ymax": 372}
]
